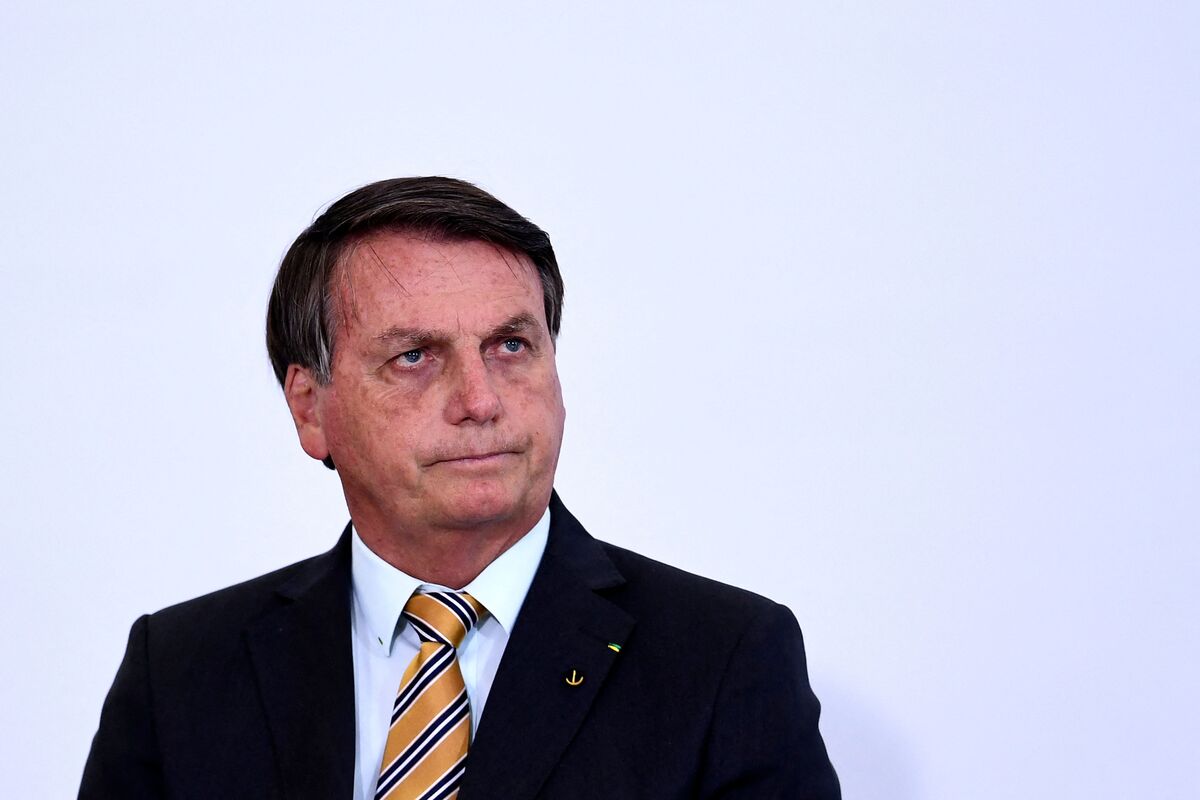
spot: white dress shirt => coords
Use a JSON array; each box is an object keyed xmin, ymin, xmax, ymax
[{"xmin": 349, "ymin": 509, "xmax": 550, "ymax": 800}]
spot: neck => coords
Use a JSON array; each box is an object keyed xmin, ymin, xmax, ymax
[{"xmin": 352, "ymin": 509, "xmax": 542, "ymax": 588}]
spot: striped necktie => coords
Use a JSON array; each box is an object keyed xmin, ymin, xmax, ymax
[{"xmin": 375, "ymin": 591, "xmax": 487, "ymax": 800}]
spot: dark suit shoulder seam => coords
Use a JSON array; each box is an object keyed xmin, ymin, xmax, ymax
[
  {"xmin": 697, "ymin": 598, "xmax": 785, "ymax": 754},
  {"xmin": 137, "ymin": 614, "xmax": 168, "ymax": 788},
  {"xmin": 694, "ymin": 596, "xmax": 802, "ymax": 791}
]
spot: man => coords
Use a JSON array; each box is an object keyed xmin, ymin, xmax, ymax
[{"xmin": 80, "ymin": 177, "xmax": 840, "ymax": 799}]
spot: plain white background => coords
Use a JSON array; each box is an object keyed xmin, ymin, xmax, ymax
[{"xmin": 2, "ymin": 3, "xmax": 1197, "ymax": 798}]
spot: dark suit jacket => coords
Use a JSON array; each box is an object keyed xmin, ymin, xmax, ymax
[{"xmin": 80, "ymin": 494, "xmax": 840, "ymax": 799}]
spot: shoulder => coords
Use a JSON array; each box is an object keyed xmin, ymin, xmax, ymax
[
  {"xmin": 591, "ymin": 543, "xmax": 838, "ymax": 797},
  {"xmin": 149, "ymin": 553, "xmax": 313, "ymax": 623},
  {"xmin": 548, "ymin": 494, "xmax": 788, "ymax": 628},
  {"xmin": 141, "ymin": 534, "xmax": 348, "ymax": 658},
  {"xmin": 599, "ymin": 539, "xmax": 785, "ymax": 611},
  {"xmin": 595, "ymin": 539, "xmax": 800, "ymax": 653}
]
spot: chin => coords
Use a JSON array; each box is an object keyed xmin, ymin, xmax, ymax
[{"xmin": 435, "ymin": 480, "xmax": 527, "ymax": 529}]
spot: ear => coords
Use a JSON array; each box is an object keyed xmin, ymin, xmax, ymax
[{"xmin": 283, "ymin": 365, "xmax": 331, "ymax": 463}]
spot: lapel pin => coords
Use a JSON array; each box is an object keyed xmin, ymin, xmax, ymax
[
  {"xmin": 607, "ymin": 643, "xmax": 622, "ymax": 653},
  {"xmin": 564, "ymin": 669, "xmax": 584, "ymax": 687}
]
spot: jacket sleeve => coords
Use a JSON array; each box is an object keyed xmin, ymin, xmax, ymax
[
  {"xmin": 695, "ymin": 601, "xmax": 841, "ymax": 799},
  {"xmin": 79, "ymin": 614, "xmax": 168, "ymax": 799}
]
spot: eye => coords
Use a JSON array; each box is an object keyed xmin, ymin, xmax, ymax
[
  {"xmin": 398, "ymin": 349, "xmax": 424, "ymax": 365},
  {"xmin": 501, "ymin": 338, "xmax": 525, "ymax": 354}
]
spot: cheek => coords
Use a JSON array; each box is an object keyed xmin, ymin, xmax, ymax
[
  {"xmin": 326, "ymin": 392, "xmax": 422, "ymax": 466},
  {"xmin": 505, "ymin": 369, "xmax": 559, "ymax": 407},
  {"xmin": 512, "ymin": 373, "xmax": 566, "ymax": 441}
]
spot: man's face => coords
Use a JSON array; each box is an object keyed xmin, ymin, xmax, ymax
[{"xmin": 290, "ymin": 233, "xmax": 565, "ymax": 536}]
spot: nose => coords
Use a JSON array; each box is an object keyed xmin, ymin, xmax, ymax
[{"xmin": 445, "ymin": 352, "xmax": 502, "ymax": 425}]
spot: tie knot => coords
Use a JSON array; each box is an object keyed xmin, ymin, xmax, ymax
[{"xmin": 402, "ymin": 591, "xmax": 485, "ymax": 648}]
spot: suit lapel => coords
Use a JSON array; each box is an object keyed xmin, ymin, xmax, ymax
[
  {"xmin": 460, "ymin": 495, "xmax": 635, "ymax": 800},
  {"xmin": 245, "ymin": 528, "xmax": 357, "ymax": 800}
]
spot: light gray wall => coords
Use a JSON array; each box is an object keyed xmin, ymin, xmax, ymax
[{"xmin": 2, "ymin": 2, "xmax": 1196, "ymax": 798}]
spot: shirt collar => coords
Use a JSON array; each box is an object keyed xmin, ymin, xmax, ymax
[{"xmin": 351, "ymin": 507, "xmax": 551, "ymax": 654}]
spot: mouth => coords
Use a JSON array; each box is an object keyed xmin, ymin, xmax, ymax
[{"xmin": 427, "ymin": 450, "xmax": 521, "ymax": 467}]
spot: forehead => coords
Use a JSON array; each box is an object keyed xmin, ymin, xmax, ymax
[{"xmin": 333, "ymin": 233, "xmax": 544, "ymax": 332}]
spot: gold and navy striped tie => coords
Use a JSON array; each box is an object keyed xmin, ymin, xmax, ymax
[{"xmin": 375, "ymin": 591, "xmax": 486, "ymax": 800}]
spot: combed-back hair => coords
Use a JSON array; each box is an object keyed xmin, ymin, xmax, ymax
[{"xmin": 266, "ymin": 176, "xmax": 563, "ymax": 387}]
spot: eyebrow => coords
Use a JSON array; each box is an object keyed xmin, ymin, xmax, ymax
[
  {"xmin": 373, "ymin": 313, "xmax": 542, "ymax": 349},
  {"xmin": 373, "ymin": 326, "xmax": 438, "ymax": 349},
  {"xmin": 491, "ymin": 312, "xmax": 540, "ymax": 338}
]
